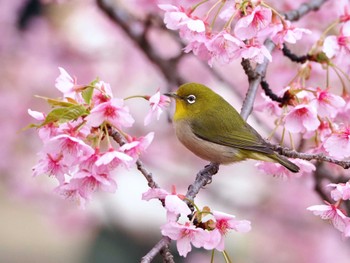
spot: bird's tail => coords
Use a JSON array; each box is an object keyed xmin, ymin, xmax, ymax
[{"xmin": 270, "ymin": 153, "xmax": 300, "ymax": 173}]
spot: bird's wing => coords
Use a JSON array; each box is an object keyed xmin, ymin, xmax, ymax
[{"xmin": 190, "ymin": 109, "xmax": 274, "ymax": 154}]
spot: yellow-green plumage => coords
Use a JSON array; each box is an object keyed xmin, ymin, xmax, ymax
[{"xmin": 167, "ymin": 82, "xmax": 299, "ymax": 173}]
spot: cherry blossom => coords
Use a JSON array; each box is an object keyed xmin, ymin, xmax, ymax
[
  {"xmin": 32, "ymin": 152, "xmax": 68, "ymax": 184},
  {"xmin": 159, "ymin": 4, "xmax": 206, "ymax": 33},
  {"xmin": 323, "ymin": 21, "xmax": 350, "ymax": 58},
  {"xmin": 256, "ymin": 159, "xmax": 316, "ymax": 179},
  {"xmin": 28, "ymin": 109, "xmax": 59, "ymax": 141},
  {"xmin": 310, "ymin": 87, "xmax": 345, "ymax": 118},
  {"xmin": 91, "ymin": 81, "xmax": 114, "ymax": 106},
  {"xmin": 44, "ymin": 134, "xmax": 94, "ymax": 166},
  {"xmin": 255, "ymin": 93, "xmax": 283, "ymax": 116},
  {"xmin": 55, "ymin": 67, "xmax": 81, "ymax": 99},
  {"xmin": 210, "ymin": 211, "xmax": 251, "ymax": 251},
  {"xmin": 142, "ymin": 188, "xmax": 170, "ymax": 201},
  {"xmin": 205, "ymin": 31, "xmax": 243, "ymax": 66},
  {"xmin": 85, "ymin": 98, "xmax": 135, "ymax": 129},
  {"xmin": 161, "ymin": 222, "xmax": 210, "ymax": 257},
  {"xmin": 56, "ymin": 170, "xmax": 117, "ymax": 209},
  {"xmin": 240, "ymin": 41, "xmax": 272, "ymax": 63},
  {"xmin": 95, "ymin": 148, "xmax": 133, "ymax": 169},
  {"xmin": 271, "ymin": 20, "xmax": 311, "ymax": 48},
  {"xmin": 144, "ymin": 90, "xmax": 170, "ymax": 126},
  {"xmin": 164, "ymin": 194, "xmax": 191, "ymax": 222},
  {"xmin": 307, "ymin": 203, "xmax": 348, "ymax": 232},
  {"xmin": 284, "ymin": 104, "xmax": 320, "ymax": 133},
  {"xmin": 141, "ymin": 188, "xmax": 191, "ymax": 221},
  {"xmin": 120, "ymin": 132, "xmax": 154, "ymax": 164},
  {"xmin": 324, "ymin": 126, "xmax": 350, "ymax": 159},
  {"xmin": 234, "ymin": 6, "xmax": 272, "ymax": 40},
  {"xmin": 328, "ymin": 182, "xmax": 350, "ymax": 201}
]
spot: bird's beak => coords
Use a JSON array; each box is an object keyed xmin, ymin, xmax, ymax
[{"xmin": 164, "ymin": 92, "xmax": 180, "ymax": 100}]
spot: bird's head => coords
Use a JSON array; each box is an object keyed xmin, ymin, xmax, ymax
[{"xmin": 165, "ymin": 82, "xmax": 219, "ymax": 121}]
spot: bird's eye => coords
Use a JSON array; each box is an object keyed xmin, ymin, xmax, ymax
[{"xmin": 186, "ymin": 95, "xmax": 196, "ymax": 104}]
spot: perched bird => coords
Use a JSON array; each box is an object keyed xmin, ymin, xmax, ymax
[{"xmin": 165, "ymin": 82, "xmax": 299, "ymax": 173}]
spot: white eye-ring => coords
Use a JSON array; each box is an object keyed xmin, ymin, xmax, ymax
[{"xmin": 186, "ymin": 94, "xmax": 196, "ymax": 104}]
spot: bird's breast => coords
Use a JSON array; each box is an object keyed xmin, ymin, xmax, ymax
[{"xmin": 174, "ymin": 119, "xmax": 244, "ymax": 164}]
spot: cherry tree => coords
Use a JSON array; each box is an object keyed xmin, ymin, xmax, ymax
[{"xmin": 13, "ymin": 0, "xmax": 350, "ymax": 262}]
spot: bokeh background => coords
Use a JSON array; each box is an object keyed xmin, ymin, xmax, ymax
[{"xmin": 1, "ymin": 0, "xmax": 350, "ymax": 262}]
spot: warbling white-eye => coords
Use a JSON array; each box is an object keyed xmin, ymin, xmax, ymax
[{"xmin": 165, "ymin": 82, "xmax": 299, "ymax": 173}]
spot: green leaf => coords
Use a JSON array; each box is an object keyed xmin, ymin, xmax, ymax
[
  {"xmin": 42, "ymin": 105, "xmax": 87, "ymax": 126},
  {"xmin": 35, "ymin": 95, "xmax": 77, "ymax": 107},
  {"xmin": 22, "ymin": 123, "xmax": 41, "ymax": 131},
  {"xmin": 82, "ymin": 86, "xmax": 94, "ymax": 105}
]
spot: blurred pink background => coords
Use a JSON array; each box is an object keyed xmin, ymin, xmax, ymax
[{"xmin": 1, "ymin": 0, "xmax": 350, "ymax": 262}]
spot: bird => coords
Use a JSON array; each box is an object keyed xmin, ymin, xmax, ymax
[{"xmin": 165, "ymin": 82, "xmax": 299, "ymax": 173}]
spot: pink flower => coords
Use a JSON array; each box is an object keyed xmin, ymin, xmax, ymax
[
  {"xmin": 240, "ymin": 41, "xmax": 272, "ymax": 63},
  {"xmin": 120, "ymin": 132, "xmax": 154, "ymax": 162},
  {"xmin": 44, "ymin": 134, "xmax": 94, "ymax": 166},
  {"xmin": 272, "ymin": 20, "xmax": 311, "ymax": 47},
  {"xmin": 210, "ymin": 211, "xmax": 251, "ymax": 251},
  {"xmin": 324, "ymin": 126, "xmax": 350, "ymax": 159},
  {"xmin": 255, "ymin": 93, "xmax": 283, "ymax": 116},
  {"xmin": 58, "ymin": 118, "xmax": 90, "ymax": 140},
  {"xmin": 307, "ymin": 204, "xmax": 348, "ymax": 232},
  {"xmin": 56, "ymin": 170, "xmax": 117, "ymax": 208},
  {"xmin": 44, "ymin": 134, "xmax": 94, "ymax": 165},
  {"xmin": 32, "ymin": 152, "xmax": 68, "ymax": 184},
  {"xmin": 183, "ymin": 35, "xmax": 212, "ymax": 62},
  {"xmin": 164, "ymin": 194, "xmax": 191, "ymax": 222},
  {"xmin": 159, "ymin": 4, "xmax": 205, "ymax": 33},
  {"xmin": 141, "ymin": 188, "xmax": 191, "ymax": 221},
  {"xmin": 28, "ymin": 109, "xmax": 58, "ymax": 141},
  {"xmin": 256, "ymin": 159, "xmax": 316, "ymax": 179},
  {"xmin": 161, "ymin": 222, "xmax": 209, "ymax": 257},
  {"xmin": 234, "ymin": 6, "xmax": 272, "ymax": 40},
  {"xmin": 284, "ymin": 104, "xmax": 320, "ymax": 133},
  {"xmin": 55, "ymin": 67, "xmax": 81, "ymax": 98},
  {"xmin": 328, "ymin": 182, "xmax": 350, "ymax": 201},
  {"xmin": 85, "ymin": 98, "xmax": 135, "ymax": 129},
  {"xmin": 144, "ymin": 90, "xmax": 170, "ymax": 126},
  {"xmin": 91, "ymin": 81, "xmax": 114, "ymax": 106},
  {"xmin": 310, "ymin": 87, "xmax": 345, "ymax": 118},
  {"xmin": 323, "ymin": 21, "xmax": 350, "ymax": 58},
  {"xmin": 28, "ymin": 109, "xmax": 45, "ymax": 121},
  {"xmin": 142, "ymin": 188, "xmax": 170, "ymax": 201},
  {"xmin": 95, "ymin": 148, "xmax": 133, "ymax": 170},
  {"xmin": 205, "ymin": 31, "xmax": 243, "ymax": 66}
]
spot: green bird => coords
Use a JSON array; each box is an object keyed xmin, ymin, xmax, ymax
[{"xmin": 165, "ymin": 82, "xmax": 299, "ymax": 173}]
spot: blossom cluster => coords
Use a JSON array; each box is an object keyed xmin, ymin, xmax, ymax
[
  {"xmin": 142, "ymin": 188, "xmax": 251, "ymax": 257},
  {"xmin": 256, "ymin": 85, "xmax": 348, "ymax": 176},
  {"xmin": 159, "ymin": 1, "xmax": 310, "ymax": 66},
  {"xmin": 253, "ymin": 5, "xmax": 350, "ymax": 235},
  {"xmin": 29, "ymin": 67, "xmax": 169, "ymax": 207}
]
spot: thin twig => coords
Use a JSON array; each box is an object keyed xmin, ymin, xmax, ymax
[
  {"xmin": 160, "ymin": 244, "xmax": 175, "ymax": 263},
  {"xmin": 140, "ymin": 237, "xmax": 172, "ymax": 263},
  {"xmin": 272, "ymin": 145, "xmax": 350, "ymax": 169}
]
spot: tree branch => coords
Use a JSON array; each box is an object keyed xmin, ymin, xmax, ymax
[
  {"xmin": 140, "ymin": 237, "xmax": 172, "ymax": 263},
  {"xmin": 272, "ymin": 145, "xmax": 350, "ymax": 169},
  {"xmin": 185, "ymin": 163, "xmax": 220, "ymax": 205}
]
